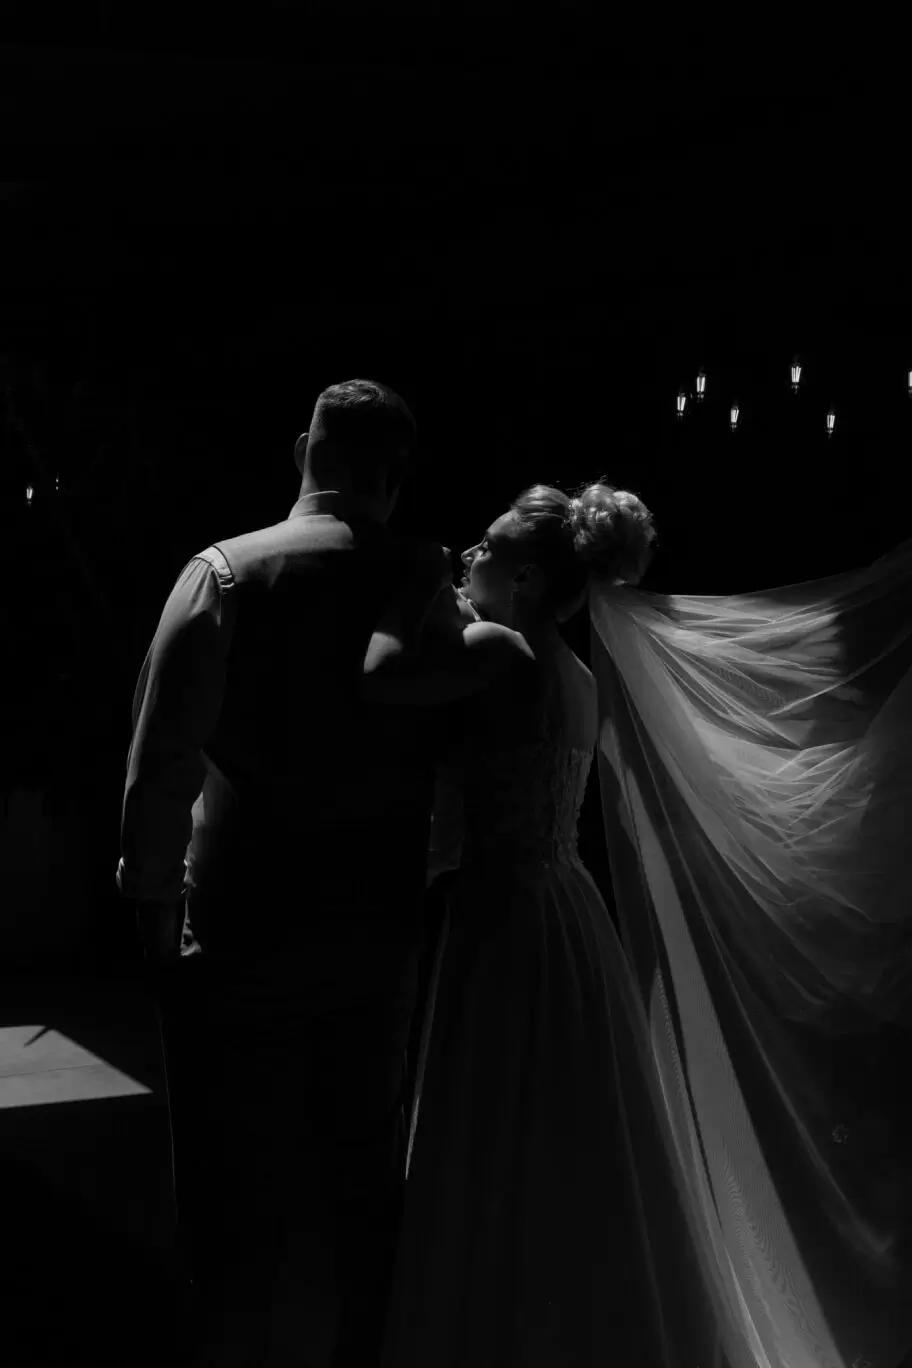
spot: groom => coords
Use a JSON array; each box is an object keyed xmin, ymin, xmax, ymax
[{"xmin": 117, "ymin": 379, "xmax": 449, "ymax": 1365}]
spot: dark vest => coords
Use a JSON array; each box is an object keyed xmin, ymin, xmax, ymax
[{"xmin": 187, "ymin": 510, "xmax": 439, "ymax": 953}]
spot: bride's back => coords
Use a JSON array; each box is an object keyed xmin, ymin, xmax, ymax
[
  {"xmin": 458, "ymin": 636, "xmax": 597, "ymax": 869},
  {"xmin": 547, "ymin": 634, "xmax": 598, "ymax": 752}
]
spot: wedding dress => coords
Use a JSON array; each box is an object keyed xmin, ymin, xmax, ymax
[
  {"xmin": 382, "ymin": 642, "xmax": 737, "ymax": 1365},
  {"xmin": 386, "ymin": 542, "xmax": 912, "ymax": 1368}
]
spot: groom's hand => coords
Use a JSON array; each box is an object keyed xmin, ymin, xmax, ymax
[{"xmin": 135, "ymin": 900, "xmax": 182, "ymax": 970}]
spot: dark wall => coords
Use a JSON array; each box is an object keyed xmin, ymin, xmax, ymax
[{"xmin": 1, "ymin": 18, "xmax": 908, "ymax": 960}]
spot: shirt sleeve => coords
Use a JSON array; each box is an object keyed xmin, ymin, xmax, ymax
[{"xmin": 116, "ymin": 549, "xmax": 235, "ymax": 906}]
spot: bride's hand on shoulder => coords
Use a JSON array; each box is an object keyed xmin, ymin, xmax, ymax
[{"xmin": 425, "ymin": 583, "xmax": 479, "ymax": 636}]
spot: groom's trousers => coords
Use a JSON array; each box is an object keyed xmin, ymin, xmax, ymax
[{"xmin": 159, "ymin": 886, "xmax": 423, "ymax": 1367}]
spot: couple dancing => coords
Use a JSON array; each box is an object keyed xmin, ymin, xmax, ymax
[{"xmin": 121, "ymin": 377, "xmax": 912, "ymax": 1367}]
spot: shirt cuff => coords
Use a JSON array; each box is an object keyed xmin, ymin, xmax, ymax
[{"xmin": 116, "ymin": 857, "xmax": 187, "ymax": 907}]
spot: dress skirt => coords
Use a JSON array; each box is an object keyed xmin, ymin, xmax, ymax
[{"xmin": 381, "ymin": 853, "xmax": 736, "ymax": 1367}]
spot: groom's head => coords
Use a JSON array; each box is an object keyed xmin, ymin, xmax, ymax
[{"xmin": 295, "ymin": 378, "xmax": 417, "ymax": 524}]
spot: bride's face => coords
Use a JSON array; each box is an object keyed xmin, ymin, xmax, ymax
[{"xmin": 460, "ymin": 512, "xmax": 522, "ymax": 618}]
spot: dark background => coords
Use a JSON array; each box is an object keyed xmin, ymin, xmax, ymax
[{"xmin": 1, "ymin": 10, "xmax": 909, "ymax": 963}]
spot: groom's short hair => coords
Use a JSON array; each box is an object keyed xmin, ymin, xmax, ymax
[{"xmin": 308, "ymin": 379, "xmax": 417, "ymax": 488}]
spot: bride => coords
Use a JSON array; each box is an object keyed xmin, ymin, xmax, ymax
[{"xmin": 365, "ymin": 481, "xmax": 912, "ymax": 1367}]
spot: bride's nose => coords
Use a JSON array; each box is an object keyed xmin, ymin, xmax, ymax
[{"xmin": 461, "ymin": 545, "xmax": 477, "ymax": 568}]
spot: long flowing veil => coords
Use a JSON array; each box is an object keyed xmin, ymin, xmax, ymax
[{"xmin": 589, "ymin": 541, "xmax": 912, "ymax": 1366}]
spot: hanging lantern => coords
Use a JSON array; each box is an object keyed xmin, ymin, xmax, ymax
[
  {"xmin": 26, "ymin": 484, "xmax": 34, "ymax": 506},
  {"xmin": 791, "ymin": 356, "xmax": 802, "ymax": 393},
  {"xmin": 676, "ymin": 389, "xmax": 687, "ymax": 420},
  {"xmin": 695, "ymin": 368, "xmax": 706, "ymax": 401},
  {"xmin": 730, "ymin": 401, "xmax": 740, "ymax": 432},
  {"xmin": 826, "ymin": 407, "xmax": 836, "ymax": 438},
  {"xmin": 907, "ymin": 368, "xmax": 912, "ymax": 398}
]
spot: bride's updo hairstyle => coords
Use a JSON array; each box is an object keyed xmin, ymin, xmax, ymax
[{"xmin": 509, "ymin": 479, "xmax": 657, "ymax": 619}]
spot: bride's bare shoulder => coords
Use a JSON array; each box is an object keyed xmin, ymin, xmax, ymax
[{"xmin": 464, "ymin": 620, "xmax": 537, "ymax": 667}]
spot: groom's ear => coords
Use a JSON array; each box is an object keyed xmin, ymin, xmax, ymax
[
  {"xmin": 386, "ymin": 444, "xmax": 410, "ymax": 493},
  {"xmin": 294, "ymin": 431, "xmax": 309, "ymax": 473}
]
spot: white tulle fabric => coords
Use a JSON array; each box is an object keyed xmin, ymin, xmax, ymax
[
  {"xmin": 384, "ymin": 552, "xmax": 912, "ymax": 1367},
  {"xmin": 589, "ymin": 539, "xmax": 912, "ymax": 1366}
]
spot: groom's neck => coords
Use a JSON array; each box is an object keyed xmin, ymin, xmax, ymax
[
  {"xmin": 297, "ymin": 472, "xmax": 340, "ymax": 503},
  {"xmin": 295, "ymin": 474, "xmax": 386, "ymax": 524}
]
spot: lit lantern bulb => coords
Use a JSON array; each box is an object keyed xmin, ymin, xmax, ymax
[{"xmin": 791, "ymin": 357, "xmax": 802, "ymax": 392}]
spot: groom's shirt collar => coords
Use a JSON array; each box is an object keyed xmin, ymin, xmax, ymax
[
  {"xmin": 288, "ymin": 491, "xmax": 347, "ymax": 519},
  {"xmin": 287, "ymin": 492, "xmax": 392, "ymax": 530}
]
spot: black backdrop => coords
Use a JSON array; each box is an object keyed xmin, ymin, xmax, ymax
[{"xmin": 1, "ymin": 11, "xmax": 909, "ymax": 960}]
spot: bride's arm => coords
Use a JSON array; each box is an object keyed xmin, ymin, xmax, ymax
[
  {"xmin": 364, "ymin": 611, "xmax": 536, "ymax": 707},
  {"xmin": 363, "ymin": 579, "xmax": 448, "ymax": 675},
  {"xmin": 364, "ymin": 582, "xmax": 476, "ymax": 673}
]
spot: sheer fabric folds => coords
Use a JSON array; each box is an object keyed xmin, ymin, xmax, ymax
[{"xmin": 590, "ymin": 541, "xmax": 912, "ymax": 1366}]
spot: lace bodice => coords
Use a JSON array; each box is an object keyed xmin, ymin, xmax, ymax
[
  {"xmin": 462, "ymin": 737, "xmax": 592, "ymax": 868},
  {"xmin": 428, "ymin": 673, "xmax": 594, "ymax": 878}
]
